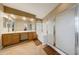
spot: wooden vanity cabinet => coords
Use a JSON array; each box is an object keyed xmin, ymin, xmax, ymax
[
  {"xmin": 2, "ymin": 34, "xmax": 11, "ymax": 46},
  {"xmin": 2, "ymin": 32, "xmax": 37, "ymax": 47},
  {"xmin": 2, "ymin": 33, "xmax": 20, "ymax": 47},
  {"xmin": 11, "ymin": 33, "xmax": 20, "ymax": 44},
  {"xmin": 28, "ymin": 32, "xmax": 37, "ymax": 40},
  {"xmin": 33, "ymin": 32, "xmax": 37, "ymax": 39},
  {"xmin": 20, "ymin": 32, "xmax": 29, "ymax": 41}
]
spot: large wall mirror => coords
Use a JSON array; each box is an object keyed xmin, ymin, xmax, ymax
[
  {"xmin": 3, "ymin": 13, "xmax": 36, "ymax": 32},
  {"xmin": 3, "ymin": 13, "xmax": 15, "ymax": 32}
]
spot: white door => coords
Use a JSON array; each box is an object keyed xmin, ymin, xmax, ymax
[{"xmin": 55, "ymin": 7, "xmax": 75, "ymax": 55}]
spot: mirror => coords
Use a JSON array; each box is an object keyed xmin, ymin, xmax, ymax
[
  {"xmin": 3, "ymin": 13, "xmax": 36, "ymax": 32},
  {"xmin": 3, "ymin": 15, "xmax": 15, "ymax": 32}
]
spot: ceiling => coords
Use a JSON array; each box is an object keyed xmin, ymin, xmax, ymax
[{"xmin": 3, "ymin": 3, "xmax": 59, "ymax": 19}]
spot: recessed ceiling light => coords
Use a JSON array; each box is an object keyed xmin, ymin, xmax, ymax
[{"xmin": 22, "ymin": 17, "xmax": 26, "ymax": 21}]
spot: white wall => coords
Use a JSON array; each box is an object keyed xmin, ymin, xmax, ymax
[
  {"xmin": 15, "ymin": 20, "xmax": 25, "ymax": 31},
  {"xmin": 55, "ymin": 7, "xmax": 75, "ymax": 55}
]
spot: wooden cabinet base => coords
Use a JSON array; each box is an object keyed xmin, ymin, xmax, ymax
[
  {"xmin": 2, "ymin": 33, "xmax": 20, "ymax": 47},
  {"xmin": 28, "ymin": 32, "xmax": 37, "ymax": 40},
  {"xmin": 2, "ymin": 32, "xmax": 37, "ymax": 47}
]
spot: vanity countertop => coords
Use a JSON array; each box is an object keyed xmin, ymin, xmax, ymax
[{"xmin": 2, "ymin": 30, "xmax": 36, "ymax": 34}]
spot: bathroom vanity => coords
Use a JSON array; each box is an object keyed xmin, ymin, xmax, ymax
[{"xmin": 2, "ymin": 31, "xmax": 37, "ymax": 47}]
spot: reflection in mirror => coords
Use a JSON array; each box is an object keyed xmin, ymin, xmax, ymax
[
  {"xmin": 3, "ymin": 13, "xmax": 15, "ymax": 32},
  {"xmin": 13, "ymin": 15, "xmax": 36, "ymax": 31},
  {"xmin": 3, "ymin": 13, "xmax": 36, "ymax": 32}
]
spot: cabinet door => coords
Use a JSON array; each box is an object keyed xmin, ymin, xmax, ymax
[
  {"xmin": 28, "ymin": 32, "xmax": 33, "ymax": 40},
  {"xmin": 11, "ymin": 33, "xmax": 20, "ymax": 44},
  {"xmin": 2, "ymin": 34, "xmax": 11, "ymax": 46},
  {"xmin": 20, "ymin": 32, "xmax": 29, "ymax": 40},
  {"xmin": 32, "ymin": 32, "xmax": 37, "ymax": 40}
]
